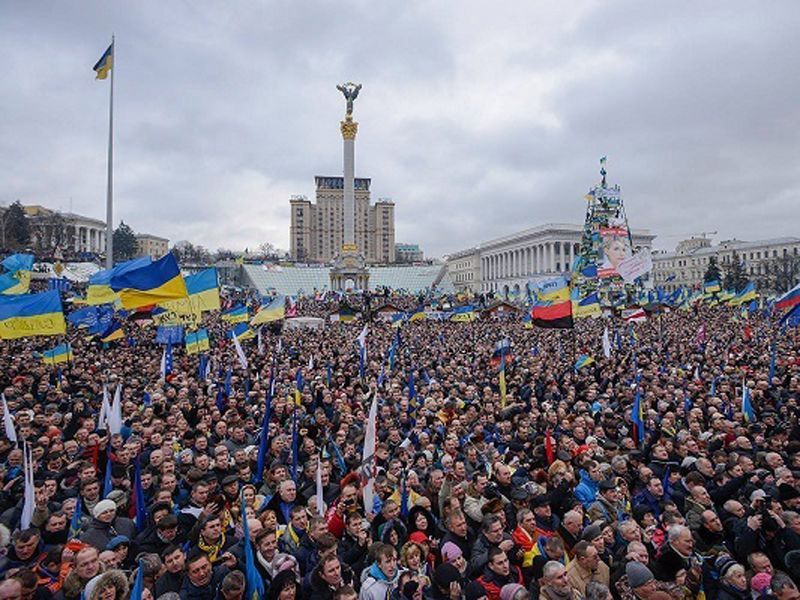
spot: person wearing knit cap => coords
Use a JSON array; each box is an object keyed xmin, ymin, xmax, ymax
[
  {"xmin": 750, "ymin": 572, "xmax": 772, "ymax": 597},
  {"xmin": 79, "ymin": 499, "xmax": 135, "ymax": 552},
  {"xmin": 499, "ymin": 583, "xmax": 528, "ymax": 600},
  {"xmin": 440, "ymin": 541, "xmax": 467, "ymax": 577},
  {"xmin": 625, "ymin": 561, "xmax": 656, "ymax": 598}
]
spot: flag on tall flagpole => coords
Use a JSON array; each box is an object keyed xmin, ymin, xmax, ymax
[
  {"xmin": 20, "ymin": 442, "xmax": 34, "ymax": 529},
  {"xmin": 602, "ymin": 327, "xmax": 611, "ymax": 359},
  {"xmin": 362, "ymin": 394, "xmax": 378, "ymax": 515},
  {"xmin": 94, "ymin": 38, "xmax": 115, "ymax": 270},
  {"xmin": 1, "ymin": 394, "xmax": 16, "ymax": 443},
  {"xmin": 254, "ymin": 367, "xmax": 274, "ymax": 485}
]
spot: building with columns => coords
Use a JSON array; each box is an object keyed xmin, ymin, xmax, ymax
[
  {"xmin": 446, "ymin": 223, "xmax": 655, "ymax": 294},
  {"xmin": 652, "ymin": 235, "xmax": 800, "ymax": 294},
  {"xmin": 22, "ymin": 205, "xmax": 107, "ymax": 256}
]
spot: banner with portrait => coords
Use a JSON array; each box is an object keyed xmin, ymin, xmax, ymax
[{"xmin": 597, "ymin": 225, "xmax": 632, "ymax": 278}]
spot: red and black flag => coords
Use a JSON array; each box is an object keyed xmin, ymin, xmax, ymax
[{"xmin": 530, "ymin": 300, "xmax": 574, "ymax": 329}]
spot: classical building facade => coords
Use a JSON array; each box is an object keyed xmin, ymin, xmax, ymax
[
  {"xmin": 136, "ymin": 233, "xmax": 170, "ymax": 260},
  {"xmin": 23, "ymin": 205, "xmax": 107, "ymax": 255},
  {"xmin": 289, "ymin": 176, "xmax": 395, "ymax": 264},
  {"xmin": 447, "ymin": 223, "xmax": 656, "ymax": 294},
  {"xmin": 652, "ymin": 236, "xmax": 800, "ymax": 293}
]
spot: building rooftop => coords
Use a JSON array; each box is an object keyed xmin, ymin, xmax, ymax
[{"xmin": 654, "ymin": 236, "xmax": 800, "ymax": 259}]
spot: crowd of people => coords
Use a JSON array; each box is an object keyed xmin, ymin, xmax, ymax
[{"xmin": 0, "ymin": 285, "xmax": 798, "ymax": 600}]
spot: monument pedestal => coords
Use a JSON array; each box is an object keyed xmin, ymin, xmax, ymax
[{"xmin": 330, "ymin": 244, "xmax": 369, "ymax": 291}]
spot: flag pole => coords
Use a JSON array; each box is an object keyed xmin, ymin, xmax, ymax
[{"xmin": 105, "ymin": 35, "xmax": 115, "ymax": 270}]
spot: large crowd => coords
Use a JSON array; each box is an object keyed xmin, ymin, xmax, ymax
[{"xmin": 0, "ymin": 285, "xmax": 798, "ymax": 600}]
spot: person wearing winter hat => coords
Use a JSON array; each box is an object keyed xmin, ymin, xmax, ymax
[
  {"xmin": 79, "ymin": 500, "xmax": 135, "ymax": 553},
  {"xmin": 715, "ymin": 555, "xmax": 749, "ymax": 600},
  {"xmin": 625, "ymin": 561, "xmax": 657, "ymax": 598},
  {"xmin": 499, "ymin": 583, "xmax": 529, "ymax": 600},
  {"xmin": 440, "ymin": 541, "xmax": 467, "ymax": 577},
  {"xmin": 750, "ymin": 572, "xmax": 772, "ymax": 598},
  {"xmin": 83, "ymin": 569, "xmax": 129, "ymax": 600}
]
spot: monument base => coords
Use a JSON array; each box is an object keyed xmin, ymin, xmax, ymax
[{"xmin": 330, "ymin": 247, "xmax": 369, "ymax": 292}]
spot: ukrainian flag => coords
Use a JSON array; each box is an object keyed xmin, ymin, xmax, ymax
[
  {"xmin": 42, "ymin": 343, "xmax": 73, "ymax": 365},
  {"xmin": 186, "ymin": 268, "xmax": 220, "ymax": 311},
  {"xmin": 573, "ymin": 291, "xmax": 602, "ymax": 319},
  {"xmin": 185, "ymin": 329, "xmax": 210, "ymax": 355},
  {"xmin": 731, "ymin": 282, "xmax": 757, "ymax": 306},
  {"xmin": 703, "ymin": 280, "xmax": 721, "ymax": 294},
  {"xmin": 533, "ymin": 277, "xmax": 570, "ymax": 305},
  {"xmin": 87, "ymin": 257, "xmax": 151, "ymax": 306},
  {"xmin": 99, "ymin": 320, "xmax": 125, "ymax": 343},
  {"xmin": 0, "ymin": 271, "xmax": 31, "ymax": 295},
  {"xmin": 110, "ymin": 253, "xmax": 188, "ymax": 310},
  {"xmin": 574, "ymin": 355, "xmax": 595, "ymax": 371},
  {"xmin": 228, "ymin": 322, "xmax": 254, "ymax": 340},
  {"xmin": 93, "ymin": 42, "xmax": 114, "ymax": 80},
  {"xmin": 0, "ymin": 290, "xmax": 66, "ymax": 339},
  {"xmin": 250, "ymin": 297, "xmax": 285, "ymax": 325},
  {"xmin": 223, "ymin": 304, "xmax": 249, "ymax": 324},
  {"xmin": 450, "ymin": 306, "xmax": 477, "ymax": 322},
  {"xmin": 2, "ymin": 254, "xmax": 34, "ymax": 274},
  {"xmin": 408, "ymin": 308, "xmax": 426, "ymax": 322}
]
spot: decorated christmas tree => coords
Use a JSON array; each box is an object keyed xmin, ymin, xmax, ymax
[{"xmin": 571, "ymin": 157, "xmax": 640, "ymax": 307}]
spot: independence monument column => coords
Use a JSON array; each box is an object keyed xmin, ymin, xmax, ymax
[{"xmin": 330, "ymin": 82, "xmax": 369, "ymax": 292}]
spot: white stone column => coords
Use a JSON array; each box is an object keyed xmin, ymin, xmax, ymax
[
  {"xmin": 340, "ymin": 119, "xmax": 358, "ymax": 249},
  {"xmin": 548, "ymin": 243, "xmax": 555, "ymax": 272}
]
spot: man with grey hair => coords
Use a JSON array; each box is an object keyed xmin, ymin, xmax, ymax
[
  {"xmin": 653, "ymin": 525, "xmax": 698, "ymax": 590},
  {"xmin": 556, "ymin": 509, "xmax": 583, "ymax": 558},
  {"xmin": 771, "ymin": 572, "xmax": 800, "ymax": 600},
  {"xmin": 540, "ymin": 560, "xmax": 581, "ymax": 600}
]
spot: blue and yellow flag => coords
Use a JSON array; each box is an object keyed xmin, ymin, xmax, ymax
[
  {"xmin": 573, "ymin": 291, "xmax": 602, "ymax": 319},
  {"xmin": 703, "ymin": 280, "xmax": 721, "ymax": 294},
  {"xmin": 185, "ymin": 329, "xmax": 210, "ymax": 355},
  {"xmin": 110, "ymin": 253, "xmax": 188, "ymax": 310},
  {"xmin": 42, "ymin": 343, "xmax": 73, "ymax": 365},
  {"xmin": 87, "ymin": 257, "xmax": 151, "ymax": 306},
  {"xmin": 533, "ymin": 277, "xmax": 570, "ymax": 306},
  {"xmin": 498, "ymin": 351, "xmax": 507, "ymax": 408},
  {"xmin": 0, "ymin": 270, "xmax": 31, "ymax": 295},
  {"xmin": 99, "ymin": 320, "xmax": 125, "ymax": 343},
  {"xmin": 223, "ymin": 304, "xmax": 249, "ymax": 324},
  {"xmin": 2, "ymin": 254, "xmax": 34, "ymax": 275},
  {"xmin": 227, "ymin": 322, "xmax": 254, "ymax": 341},
  {"xmin": 730, "ymin": 282, "xmax": 757, "ymax": 306},
  {"xmin": 574, "ymin": 354, "xmax": 595, "ymax": 371},
  {"xmin": 450, "ymin": 305, "xmax": 477, "ymax": 322},
  {"xmin": 186, "ymin": 268, "xmax": 220, "ymax": 311},
  {"xmin": 0, "ymin": 290, "xmax": 66, "ymax": 339},
  {"xmin": 93, "ymin": 42, "xmax": 114, "ymax": 80},
  {"xmin": 250, "ymin": 297, "xmax": 285, "ymax": 326}
]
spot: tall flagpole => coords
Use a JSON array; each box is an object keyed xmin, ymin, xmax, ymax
[{"xmin": 105, "ymin": 35, "xmax": 115, "ymax": 270}]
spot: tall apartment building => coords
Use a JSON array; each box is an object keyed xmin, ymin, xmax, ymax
[{"xmin": 289, "ymin": 176, "xmax": 395, "ymax": 264}]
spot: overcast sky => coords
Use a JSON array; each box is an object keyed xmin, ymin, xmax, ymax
[{"xmin": 2, "ymin": 1, "xmax": 799, "ymax": 258}]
